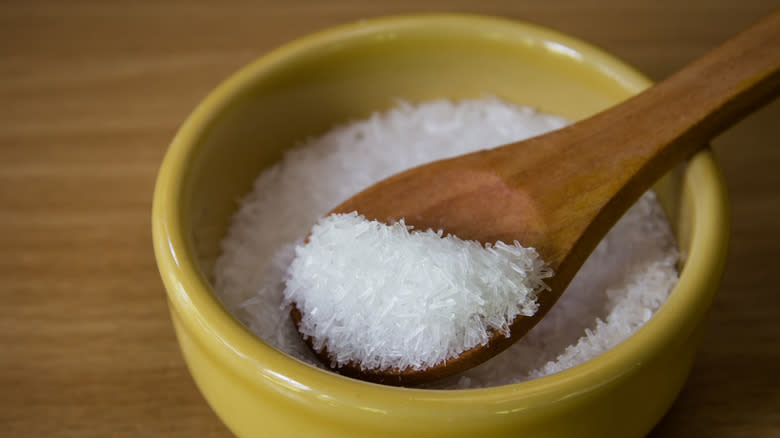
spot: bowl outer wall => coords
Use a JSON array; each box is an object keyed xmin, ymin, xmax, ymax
[{"xmin": 152, "ymin": 14, "xmax": 729, "ymax": 438}]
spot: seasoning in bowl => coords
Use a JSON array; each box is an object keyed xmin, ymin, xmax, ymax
[{"xmin": 214, "ymin": 97, "xmax": 679, "ymax": 388}]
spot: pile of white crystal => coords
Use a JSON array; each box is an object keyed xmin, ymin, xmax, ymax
[{"xmin": 213, "ymin": 97, "xmax": 679, "ymax": 388}]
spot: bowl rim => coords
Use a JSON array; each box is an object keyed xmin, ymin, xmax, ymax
[{"xmin": 152, "ymin": 12, "xmax": 729, "ymax": 411}]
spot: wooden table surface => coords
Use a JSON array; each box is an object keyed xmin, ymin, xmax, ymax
[{"xmin": 2, "ymin": 1, "xmax": 778, "ymax": 436}]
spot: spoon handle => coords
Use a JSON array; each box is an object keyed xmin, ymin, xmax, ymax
[
  {"xmin": 599, "ymin": 7, "xmax": 780, "ymax": 168},
  {"xmin": 489, "ymin": 9, "xmax": 779, "ymax": 271}
]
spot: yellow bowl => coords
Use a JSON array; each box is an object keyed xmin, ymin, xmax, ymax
[{"xmin": 152, "ymin": 14, "xmax": 729, "ymax": 437}]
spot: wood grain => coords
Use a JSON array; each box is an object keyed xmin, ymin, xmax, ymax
[{"xmin": 1, "ymin": 1, "xmax": 778, "ymax": 436}]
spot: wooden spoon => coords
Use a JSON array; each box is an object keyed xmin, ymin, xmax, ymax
[{"xmin": 291, "ymin": 10, "xmax": 780, "ymax": 386}]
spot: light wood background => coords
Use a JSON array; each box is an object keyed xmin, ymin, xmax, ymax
[{"xmin": 1, "ymin": 1, "xmax": 778, "ymax": 436}]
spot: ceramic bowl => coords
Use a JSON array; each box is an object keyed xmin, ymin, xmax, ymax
[{"xmin": 152, "ymin": 14, "xmax": 729, "ymax": 437}]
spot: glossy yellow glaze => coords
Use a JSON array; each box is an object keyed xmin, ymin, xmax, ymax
[{"xmin": 152, "ymin": 14, "xmax": 729, "ymax": 437}]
